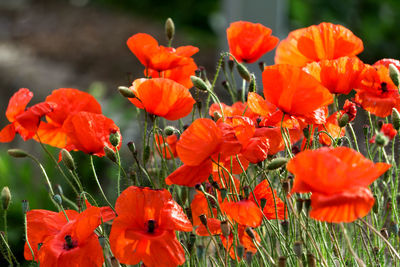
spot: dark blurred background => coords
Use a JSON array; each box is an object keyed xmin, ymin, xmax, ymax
[{"xmin": 1, "ymin": 0, "xmax": 400, "ymax": 264}]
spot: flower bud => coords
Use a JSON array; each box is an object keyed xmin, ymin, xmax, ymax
[
  {"xmin": 191, "ymin": 76, "xmax": 209, "ymax": 91},
  {"xmin": 165, "ymin": 18, "xmax": 175, "ymax": 42},
  {"xmin": 245, "ymin": 227, "xmax": 255, "ymax": 239},
  {"xmin": 236, "ymin": 63, "xmax": 251, "ymax": 81},
  {"xmin": 164, "ymin": 126, "xmax": 177, "ymax": 136},
  {"xmin": 127, "ymin": 142, "xmax": 137, "ymax": 156},
  {"xmin": 8, "ymin": 148, "xmax": 28, "ymax": 158},
  {"xmin": 1, "ymin": 187, "xmax": 11, "ymax": 210},
  {"xmin": 375, "ymin": 132, "xmax": 389, "ymax": 147},
  {"xmin": 281, "ymin": 179, "xmax": 290, "ymax": 195},
  {"xmin": 109, "ymin": 131, "xmax": 121, "ymax": 147},
  {"xmin": 212, "ymin": 111, "xmax": 222, "ymax": 122},
  {"xmin": 307, "ymin": 253, "xmax": 316, "ymax": 267},
  {"xmin": 222, "ymin": 80, "xmax": 230, "ymax": 92},
  {"xmin": 278, "ymin": 256, "xmax": 287, "ymax": 267},
  {"xmin": 220, "ymin": 220, "xmax": 230, "ymax": 238},
  {"xmin": 389, "ymin": 63, "xmax": 400, "ymax": 87},
  {"xmin": 281, "ymin": 220, "xmax": 289, "ymax": 234},
  {"xmin": 304, "ymin": 199, "xmax": 311, "ymax": 214},
  {"xmin": 373, "ymin": 194, "xmax": 379, "ymax": 213},
  {"xmin": 296, "ymin": 198, "xmax": 304, "ymax": 214},
  {"xmin": 392, "ymin": 108, "xmax": 400, "ymax": 130},
  {"xmin": 199, "ymin": 214, "xmax": 208, "ymax": 227},
  {"xmin": 267, "ymin": 157, "xmax": 288, "ymax": 170},
  {"xmin": 118, "ymin": 86, "xmax": 136, "ymax": 98},
  {"xmin": 194, "ymin": 183, "xmax": 204, "ymax": 192},
  {"xmin": 293, "ymin": 241, "xmax": 303, "ymax": 258},
  {"xmin": 362, "ymin": 124, "xmax": 369, "ymax": 137},
  {"xmin": 248, "ymin": 75, "xmax": 257, "ymax": 92},
  {"xmin": 61, "ymin": 149, "xmax": 75, "ymax": 171},
  {"xmin": 53, "ymin": 194, "xmax": 62, "ymax": 205},
  {"xmin": 258, "ymin": 61, "xmax": 265, "ymax": 72},
  {"xmin": 338, "ymin": 113, "xmax": 349, "ymax": 128},
  {"xmin": 104, "ymin": 146, "xmax": 117, "ymax": 163},
  {"xmin": 22, "ymin": 200, "xmax": 29, "ymax": 214}
]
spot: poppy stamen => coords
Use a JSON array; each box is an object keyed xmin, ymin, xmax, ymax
[
  {"xmin": 380, "ymin": 82, "xmax": 388, "ymax": 93},
  {"xmin": 147, "ymin": 220, "xmax": 156, "ymax": 233},
  {"xmin": 64, "ymin": 235, "xmax": 77, "ymax": 250}
]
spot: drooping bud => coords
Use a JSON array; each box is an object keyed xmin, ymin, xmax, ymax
[
  {"xmin": 22, "ymin": 200, "xmax": 29, "ymax": 214},
  {"xmin": 104, "ymin": 146, "xmax": 117, "ymax": 163},
  {"xmin": 7, "ymin": 149, "xmax": 28, "ymax": 158},
  {"xmin": 389, "ymin": 64, "xmax": 400, "ymax": 87},
  {"xmin": 1, "ymin": 187, "xmax": 11, "ymax": 210},
  {"xmin": 258, "ymin": 61, "xmax": 265, "ymax": 72},
  {"xmin": 222, "ymin": 81, "xmax": 230, "ymax": 92},
  {"xmin": 338, "ymin": 113, "xmax": 349, "ymax": 128},
  {"xmin": 191, "ymin": 76, "xmax": 209, "ymax": 91},
  {"xmin": 53, "ymin": 194, "xmax": 62, "ymax": 205},
  {"xmin": 199, "ymin": 214, "xmax": 208, "ymax": 227},
  {"xmin": 236, "ymin": 63, "xmax": 251, "ymax": 81},
  {"xmin": 220, "ymin": 220, "xmax": 230, "ymax": 238},
  {"xmin": 380, "ymin": 228, "xmax": 389, "ymax": 239},
  {"xmin": 293, "ymin": 241, "xmax": 303, "ymax": 258},
  {"xmin": 61, "ymin": 149, "xmax": 75, "ymax": 171},
  {"xmin": 267, "ymin": 157, "xmax": 288, "ymax": 170},
  {"xmin": 281, "ymin": 179, "xmax": 290, "ymax": 195},
  {"xmin": 392, "ymin": 108, "xmax": 400, "ymax": 130},
  {"xmin": 109, "ymin": 131, "xmax": 121, "ymax": 147},
  {"xmin": 127, "ymin": 142, "xmax": 137, "ymax": 156},
  {"xmin": 374, "ymin": 132, "xmax": 389, "ymax": 147},
  {"xmin": 165, "ymin": 18, "xmax": 175, "ymax": 43},
  {"xmin": 194, "ymin": 183, "xmax": 204, "ymax": 192},
  {"xmin": 248, "ymin": 75, "xmax": 257, "ymax": 92},
  {"xmin": 163, "ymin": 126, "xmax": 176, "ymax": 136},
  {"xmin": 118, "ymin": 86, "xmax": 136, "ymax": 98},
  {"xmin": 278, "ymin": 256, "xmax": 287, "ymax": 267},
  {"xmin": 212, "ymin": 111, "xmax": 222, "ymax": 122}
]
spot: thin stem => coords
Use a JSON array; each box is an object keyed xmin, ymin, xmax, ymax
[
  {"xmin": 339, "ymin": 223, "xmax": 366, "ymax": 267},
  {"xmin": 90, "ymin": 156, "xmax": 116, "ymax": 213}
]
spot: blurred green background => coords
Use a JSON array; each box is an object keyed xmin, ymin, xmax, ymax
[{"xmin": 1, "ymin": 0, "xmax": 400, "ymax": 265}]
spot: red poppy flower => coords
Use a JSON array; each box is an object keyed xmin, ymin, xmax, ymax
[
  {"xmin": 253, "ymin": 126, "xmax": 303, "ymax": 155},
  {"xmin": 109, "ymin": 186, "xmax": 192, "ymax": 267},
  {"xmin": 275, "ymin": 22, "xmax": 363, "ymax": 67},
  {"xmin": 209, "ymin": 101, "xmax": 258, "ymax": 121},
  {"xmin": 154, "ymin": 133, "xmax": 178, "ymax": 159},
  {"xmin": 220, "ymin": 199, "xmax": 263, "ymax": 228},
  {"xmin": 342, "ymin": 100, "xmax": 357, "ymax": 122},
  {"xmin": 355, "ymin": 61, "xmax": 400, "ymax": 117},
  {"xmin": 287, "ymin": 147, "xmax": 391, "ymax": 222},
  {"xmin": 317, "ymin": 111, "xmax": 346, "ymax": 146},
  {"xmin": 226, "ymin": 21, "xmax": 279, "ymax": 63},
  {"xmin": 35, "ymin": 88, "xmax": 102, "ymax": 148},
  {"xmin": 128, "ymin": 78, "xmax": 195, "ymax": 120},
  {"xmin": 370, "ymin": 123, "xmax": 397, "ymax": 144},
  {"xmin": 0, "ymin": 88, "xmax": 55, "ymax": 142},
  {"xmin": 146, "ymin": 46, "xmax": 199, "ymax": 88},
  {"xmin": 262, "ymin": 64, "xmax": 333, "ymax": 121},
  {"xmin": 305, "ymin": 56, "xmax": 365, "ymax": 95},
  {"xmin": 249, "ymin": 180, "xmax": 286, "ymax": 220},
  {"xmin": 63, "ymin": 111, "xmax": 121, "ymax": 157},
  {"xmin": 24, "ymin": 206, "xmax": 115, "ymax": 267},
  {"xmin": 127, "ymin": 33, "xmax": 197, "ymax": 72}
]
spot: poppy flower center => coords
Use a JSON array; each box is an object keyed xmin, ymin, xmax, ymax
[
  {"xmin": 147, "ymin": 220, "xmax": 157, "ymax": 233},
  {"xmin": 380, "ymin": 82, "xmax": 388, "ymax": 93},
  {"xmin": 64, "ymin": 235, "xmax": 77, "ymax": 250}
]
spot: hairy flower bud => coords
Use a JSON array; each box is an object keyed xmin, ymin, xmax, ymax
[
  {"xmin": 118, "ymin": 86, "xmax": 136, "ymax": 98},
  {"xmin": 109, "ymin": 131, "xmax": 121, "ymax": 147},
  {"xmin": 392, "ymin": 108, "xmax": 400, "ymax": 130},
  {"xmin": 8, "ymin": 149, "xmax": 28, "ymax": 158},
  {"xmin": 1, "ymin": 187, "xmax": 11, "ymax": 210},
  {"xmin": 267, "ymin": 157, "xmax": 288, "ymax": 170},
  {"xmin": 220, "ymin": 220, "xmax": 230, "ymax": 238},
  {"xmin": 389, "ymin": 63, "xmax": 400, "ymax": 87},
  {"xmin": 61, "ymin": 149, "xmax": 75, "ymax": 171},
  {"xmin": 164, "ymin": 126, "xmax": 177, "ymax": 136},
  {"xmin": 236, "ymin": 63, "xmax": 251, "ymax": 81},
  {"xmin": 191, "ymin": 76, "xmax": 209, "ymax": 91},
  {"xmin": 104, "ymin": 146, "xmax": 117, "ymax": 163},
  {"xmin": 165, "ymin": 18, "xmax": 175, "ymax": 42}
]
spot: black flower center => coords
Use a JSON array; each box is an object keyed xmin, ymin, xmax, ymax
[
  {"xmin": 64, "ymin": 235, "xmax": 77, "ymax": 250},
  {"xmin": 380, "ymin": 82, "xmax": 388, "ymax": 93},
  {"xmin": 147, "ymin": 220, "xmax": 156, "ymax": 233}
]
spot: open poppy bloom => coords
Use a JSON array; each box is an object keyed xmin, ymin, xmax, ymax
[
  {"xmin": 226, "ymin": 21, "xmax": 279, "ymax": 63},
  {"xmin": 109, "ymin": 186, "xmax": 192, "ymax": 267},
  {"xmin": 317, "ymin": 111, "xmax": 346, "ymax": 146},
  {"xmin": 305, "ymin": 56, "xmax": 365, "ymax": 95},
  {"xmin": 63, "ymin": 111, "xmax": 121, "ymax": 157},
  {"xmin": 221, "ymin": 199, "xmax": 263, "ymax": 228},
  {"xmin": 287, "ymin": 147, "xmax": 391, "ymax": 222},
  {"xmin": 262, "ymin": 64, "xmax": 333, "ymax": 123},
  {"xmin": 24, "ymin": 206, "xmax": 115, "ymax": 267},
  {"xmin": 275, "ymin": 22, "xmax": 364, "ymax": 67},
  {"xmin": 154, "ymin": 133, "xmax": 178, "ymax": 159},
  {"xmin": 355, "ymin": 60, "xmax": 400, "ymax": 117},
  {"xmin": 128, "ymin": 78, "xmax": 195, "ymax": 120},
  {"xmin": 0, "ymin": 88, "xmax": 56, "ymax": 142},
  {"xmin": 209, "ymin": 101, "xmax": 258, "ymax": 122},
  {"xmin": 35, "ymin": 88, "xmax": 102, "ymax": 148},
  {"xmin": 127, "ymin": 33, "xmax": 197, "ymax": 72}
]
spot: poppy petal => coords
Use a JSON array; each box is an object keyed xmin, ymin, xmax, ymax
[{"xmin": 165, "ymin": 160, "xmax": 213, "ymax": 187}]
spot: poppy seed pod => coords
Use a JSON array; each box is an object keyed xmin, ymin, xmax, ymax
[
  {"xmin": 8, "ymin": 148, "xmax": 28, "ymax": 158},
  {"xmin": 190, "ymin": 76, "xmax": 209, "ymax": 91},
  {"xmin": 307, "ymin": 253, "xmax": 316, "ymax": 267},
  {"xmin": 392, "ymin": 108, "xmax": 400, "ymax": 131},
  {"xmin": 220, "ymin": 220, "xmax": 230, "ymax": 238},
  {"xmin": 118, "ymin": 86, "xmax": 136, "ymax": 98},
  {"xmin": 236, "ymin": 63, "xmax": 251, "ymax": 81},
  {"xmin": 165, "ymin": 18, "xmax": 175, "ymax": 42},
  {"xmin": 61, "ymin": 149, "xmax": 75, "ymax": 171},
  {"xmin": 1, "ymin": 187, "xmax": 11, "ymax": 210},
  {"xmin": 293, "ymin": 241, "xmax": 303, "ymax": 258},
  {"xmin": 278, "ymin": 256, "xmax": 287, "ymax": 267},
  {"xmin": 389, "ymin": 64, "xmax": 400, "ymax": 87}
]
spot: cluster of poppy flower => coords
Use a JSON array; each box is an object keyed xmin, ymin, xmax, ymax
[{"xmin": 1, "ymin": 19, "xmax": 397, "ymax": 266}]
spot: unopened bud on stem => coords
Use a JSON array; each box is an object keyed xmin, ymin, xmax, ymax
[
  {"xmin": 165, "ymin": 18, "xmax": 175, "ymax": 42},
  {"xmin": 118, "ymin": 86, "xmax": 136, "ymax": 98},
  {"xmin": 61, "ymin": 149, "xmax": 75, "ymax": 171},
  {"xmin": 1, "ymin": 187, "xmax": 11, "ymax": 210}
]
